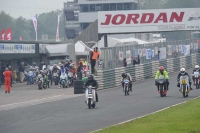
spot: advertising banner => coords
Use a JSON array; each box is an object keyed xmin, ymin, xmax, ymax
[
  {"xmin": 126, "ymin": 50, "xmax": 131, "ymax": 64},
  {"xmin": 159, "ymin": 47, "xmax": 166, "ymax": 59},
  {"xmin": 146, "ymin": 49, "xmax": 151, "ymax": 59},
  {"xmin": 56, "ymin": 15, "xmax": 60, "ymax": 42},
  {"xmin": 6, "ymin": 28, "xmax": 12, "ymax": 40},
  {"xmin": 119, "ymin": 51, "xmax": 123, "ymax": 61},
  {"xmin": 0, "ymin": 44, "xmax": 35, "ymax": 54},
  {"xmin": 98, "ymin": 8, "xmax": 200, "ymax": 33}
]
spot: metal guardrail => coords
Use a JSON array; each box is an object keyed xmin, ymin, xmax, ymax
[
  {"xmin": 99, "ymin": 39, "xmax": 200, "ymax": 70},
  {"xmin": 95, "ymin": 54, "xmax": 200, "ymax": 90}
]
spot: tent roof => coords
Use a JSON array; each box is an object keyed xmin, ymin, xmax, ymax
[{"xmin": 45, "ymin": 44, "xmax": 69, "ymax": 57}]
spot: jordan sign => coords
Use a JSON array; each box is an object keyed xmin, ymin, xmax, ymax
[{"xmin": 98, "ymin": 8, "xmax": 200, "ymax": 33}]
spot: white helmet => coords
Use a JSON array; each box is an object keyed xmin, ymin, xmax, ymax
[
  {"xmin": 180, "ymin": 68, "xmax": 186, "ymax": 75},
  {"xmin": 195, "ymin": 65, "xmax": 199, "ymax": 69}
]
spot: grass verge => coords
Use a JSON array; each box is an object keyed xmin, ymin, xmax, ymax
[{"xmin": 94, "ymin": 97, "xmax": 200, "ymax": 133}]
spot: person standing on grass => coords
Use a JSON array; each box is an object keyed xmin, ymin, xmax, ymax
[{"xmin": 4, "ymin": 68, "xmax": 12, "ymax": 93}]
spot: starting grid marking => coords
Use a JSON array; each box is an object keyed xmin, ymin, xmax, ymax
[{"xmin": 0, "ymin": 94, "xmax": 83, "ymax": 112}]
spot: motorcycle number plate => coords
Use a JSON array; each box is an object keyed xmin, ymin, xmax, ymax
[{"xmin": 181, "ymin": 79, "xmax": 187, "ymax": 84}]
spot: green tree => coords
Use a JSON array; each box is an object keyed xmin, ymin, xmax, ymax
[
  {"xmin": 37, "ymin": 10, "xmax": 64, "ymax": 41},
  {"xmin": 0, "ymin": 11, "xmax": 14, "ymax": 33}
]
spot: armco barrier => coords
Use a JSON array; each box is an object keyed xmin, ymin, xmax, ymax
[{"xmin": 95, "ymin": 54, "xmax": 200, "ymax": 90}]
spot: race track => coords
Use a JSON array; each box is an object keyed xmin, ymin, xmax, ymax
[{"xmin": 0, "ymin": 69, "xmax": 200, "ymax": 133}]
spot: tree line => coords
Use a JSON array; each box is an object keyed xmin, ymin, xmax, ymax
[
  {"xmin": 0, "ymin": 0, "xmax": 199, "ymax": 41},
  {"xmin": 0, "ymin": 10, "xmax": 64, "ymax": 41}
]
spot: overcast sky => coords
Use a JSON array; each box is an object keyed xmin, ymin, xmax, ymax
[{"xmin": 0, "ymin": 0, "xmax": 69, "ymax": 19}]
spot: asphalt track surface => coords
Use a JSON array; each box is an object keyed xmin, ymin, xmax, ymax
[{"xmin": 0, "ymin": 69, "xmax": 200, "ymax": 133}]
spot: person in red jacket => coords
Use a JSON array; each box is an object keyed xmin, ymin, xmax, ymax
[{"xmin": 4, "ymin": 68, "xmax": 12, "ymax": 93}]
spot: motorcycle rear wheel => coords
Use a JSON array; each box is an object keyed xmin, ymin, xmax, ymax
[{"xmin": 88, "ymin": 98, "xmax": 91, "ymax": 109}]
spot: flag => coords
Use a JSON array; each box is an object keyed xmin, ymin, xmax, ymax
[
  {"xmin": 56, "ymin": 15, "xmax": 60, "ymax": 42},
  {"xmin": 6, "ymin": 28, "xmax": 12, "ymax": 40},
  {"xmin": 1, "ymin": 29, "xmax": 6, "ymax": 40},
  {"xmin": 20, "ymin": 36, "xmax": 23, "ymax": 40},
  {"xmin": 31, "ymin": 16, "xmax": 37, "ymax": 41}
]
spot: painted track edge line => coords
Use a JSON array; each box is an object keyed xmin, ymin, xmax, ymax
[{"xmin": 90, "ymin": 96, "xmax": 200, "ymax": 133}]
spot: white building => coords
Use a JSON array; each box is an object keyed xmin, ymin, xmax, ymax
[{"xmin": 64, "ymin": 0, "xmax": 139, "ymax": 39}]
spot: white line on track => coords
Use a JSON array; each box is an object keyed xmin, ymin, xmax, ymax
[
  {"xmin": 90, "ymin": 96, "xmax": 200, "ymax": 133},
  {"xmin": 0, "ymin": 94, "xmax": 82, "ymax": 112}
]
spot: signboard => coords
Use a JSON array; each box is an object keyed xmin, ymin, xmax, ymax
[
  {"xmin": 146, "ymin": 49, "xmax": 151, "ymax": 59},
  {"xmin": 133, "ymin": 49, "xmax": 138, "ymax": 57},
  {"xmin": 159, "ymin": 47, "xmax": 166, "ymax": 60},
  {"xmin": 98, "ymin": 8, "xmax": 200, "ymax": 33},
  {"xmin": 0, "ymin": 44, "xmax": 35, "ymax": 54},
  {"xmin": 152, "ymin": 50, "xmax": 155, "ymax": 57},
  {"xmin": 155, "ymin": 47, "xmax": 158, "ymax": 55},
  {"xmin": 119, "ymin": 51, "xmax": 123, "ymax": 61},
  {"xmin": 138, "ymin": 49, "xmax": 142, "ymax": 56},
  {"xmin": 142, "ymin": 48, "xmax": 146, "ymax": 57},
  {"xmin": 126, "ymin": 50, "xmax": 131, "ymax": 64}
]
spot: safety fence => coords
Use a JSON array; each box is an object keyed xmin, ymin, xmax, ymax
[
  {"xmin": 99, "ymin": 39, "xmax": 200, "ymax": 70},
  {"xmin": 95, "ymin": 53, "xmax": 200, "ymax": 90}
]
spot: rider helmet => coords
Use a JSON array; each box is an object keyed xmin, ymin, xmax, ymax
[
  {"xmin": 88, "ymin": 74, "xmax": 94, "ymax": 81},
  {"xmin": 121, "ymin": 73, "xmax": 127, "ymax": 78},
  {"xmin": 195, "ymin": 65, "xmax": 199, "ymax": 70},
  {"xmin": 159, "ymin": 66, "xmax": 164, "ymax": 73},
  {"xmin": 180, "ymin": 68, "xmax": 186, "ymax": 75}
]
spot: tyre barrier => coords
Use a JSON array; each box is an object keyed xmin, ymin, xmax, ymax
[
  {"xmin": 94, "ymin": 54, "xmax": 200, "ymax": 90},
  {"xmin": 74, "ymin": 80, "xmax": 85, "ymax": 94}
]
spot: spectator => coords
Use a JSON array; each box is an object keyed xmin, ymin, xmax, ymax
[
  {"xmin": 77, "ymin": 62, "xmax": 83, "ymax": 80},
  {"xmin": 90, "ymin": 47, "xmax": 100, "ymax": 74},
  {"xmin": 132, "ymin": 56, "xmax": 138, "ymax": 65},
  {"xmin": 123, "ymin": 58, "xmax": 127, "ymax": 67},
  {"xmin": 65, "ymin": 60, "xmax": 70, "ymax": 68},
  {"xmin": 82, "ymin": 58, "xmax": 87, "ymax": 66},
  {"xmin": 4, "ymin": 68, "xmax": 12, "ymax": 93},
  {"xmin": 8, "ymin": 65, "xmax": 13, "ymax": 87},
  {"xmin": 137, "ymin": 54, "xmax": 140, "ymax": 64},
  {"xmin": 39, "ymin": 62, "xmax": 45, "ymax": 70},
  {"xmin": 19, "ymin": 62, "xmax": 25, "ymax": 83}
]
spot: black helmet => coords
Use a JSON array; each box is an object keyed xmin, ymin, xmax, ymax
[
  {"xmin": 121, "ymin": 73, "xmax": 127, "ymax": 78},
  {"xmin": 88, "ymin": 74, "xmax": 94, "ymax": 81}
]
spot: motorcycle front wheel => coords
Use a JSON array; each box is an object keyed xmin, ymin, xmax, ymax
[{"xmin": 159, "ymin": 84, "xmax": 164, "ymax": 97}]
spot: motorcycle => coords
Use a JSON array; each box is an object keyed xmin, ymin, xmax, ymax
[
  {"xmin": 68, "ymin": 72, "xmax": 74, "ymax": 87},
  {"xmin": 179, "ymin": 75, "xmax": 190, "ymax": 98},
  {"xmin": 85, "ymin": 85, "xmax": 96, "ymax": 109},
  {"xmin": 123, "ymin": 79, "xmax": 130, "ymax": 96},
  {"xmin": 37, "ymin": 74, "xmax": 45, "ymax": 90},
  {"xmin": 191, "ymin": 71, "xmax": 200, "ymax": 89},
  {"xmin": 52, "ymin": 71, "xmax": 59, "ymax": 85},
  {"xmin": 60, "ymin": 73, "xmax": 69, "ymax": 88},
  {"xmin": 27, "ymin": 71, "xmax": 34, "ymax": 85},
  {"xmin": 157, "ymin": 75, "xmax": 167, "ymax": 97}
]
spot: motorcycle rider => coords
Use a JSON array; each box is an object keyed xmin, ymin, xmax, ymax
[
  {"xmin": 58, "ymin": 64, "xmax": 69, "ymax": 88},
  {"xmin": 51, "ymin": 64, "xmax": 59, "ymax": 85},
  {"xmin": 177, "ymin": 68, "xmax": 192, "ymax": 91},
  {"xmin": 155, "ymin": 66, "xmax": 169, "ymax": 91},
  {"xmin": 192, "ymin": 65, "xmax": 200, "ymax": 85},
  {"xmin": 85, "ymin": 74, "xmax": 99, "ymax": 102},
  {"xmin": 121, "ymin": 73, "xmax": 133, "ymax": 92},
  {"xmin": 43, "ymin": 68, "xmax": 50, "ymax": 88}
]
